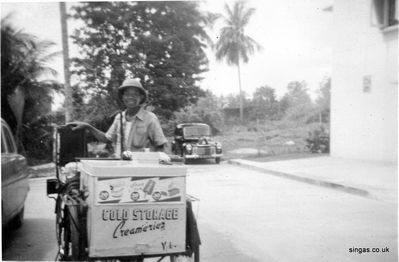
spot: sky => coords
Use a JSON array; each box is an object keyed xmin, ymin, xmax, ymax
[{"xmin": 1, "ymin": 0, "xmax": 334, "ymax": 102}]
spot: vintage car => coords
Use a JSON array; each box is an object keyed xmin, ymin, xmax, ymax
[
  {"xmin": 171, "ymin": 123, "xmax": 223, "ymax": 164},
  {"xmin": 1, "ymin": 118, "xmax": 29, "ymax": 228}
]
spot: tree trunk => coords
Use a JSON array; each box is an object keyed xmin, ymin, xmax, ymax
[
  {"xmin": 7, "ymin": 86, "xmax": 27, "ymax": 155},
  {"xmin": 237, "ymin": 60, "xmax": 243, "ymax": 123},
  {"xmin": 60, "ymin": 2, "xmax": 73, "ymax": 123}
]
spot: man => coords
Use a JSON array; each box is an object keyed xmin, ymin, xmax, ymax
[{"xmin": 68, "ymin": 78, "xmax": 168, "ymax": 157}]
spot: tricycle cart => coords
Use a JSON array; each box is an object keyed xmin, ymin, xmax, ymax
[{"xmin": 47, "ymin": 126, "xmax": 200, "ymax": 262}]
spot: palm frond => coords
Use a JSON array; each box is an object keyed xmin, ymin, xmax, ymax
[{"xmin": 214, "ymin": 0, "xmax": 261, "ymax": 66}]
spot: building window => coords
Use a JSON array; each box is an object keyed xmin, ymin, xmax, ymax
[
  {"xmin": 372, "ymin": 0, "xmax": 398, "ymax": 28},
  {"xmin": 363, "ymin": 75, "xmax": 372, "ymax": 93}
]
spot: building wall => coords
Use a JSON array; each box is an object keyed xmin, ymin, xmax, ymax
[{"xmin": 331, "ymin": 0, "xmax": 398, "ymax": 163}]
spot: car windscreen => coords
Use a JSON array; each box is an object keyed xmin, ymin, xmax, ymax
[{"xmin": 183, "ymin": 125, "xmax": 210, "ymax": 138}]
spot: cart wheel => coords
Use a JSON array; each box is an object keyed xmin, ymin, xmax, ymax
[
  {"xmin": 55, "ymin": 202, "xmax": 70, "ymax": 261},
  {"xmin": 183, "ymin": 155, "xmax": 189, "ymax": 164},
  {"xmin": 68, "ymin": 205, "xmax": 87, "ymax": 261},
  {"xmin": 70, "ymin": 216, "xmax": 80, "ymax": 261},
  {"xmin": 57, "ymin": 207, "xmax": 71, "ymax": 261},
  {"xmin": 55, "ymin": 197, "xmax": 64, "ymax": 245}
]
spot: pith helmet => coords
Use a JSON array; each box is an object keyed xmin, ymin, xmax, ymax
[{"xmin": 118, "ymin": 78, "xmax": 148, "ymax": 105}]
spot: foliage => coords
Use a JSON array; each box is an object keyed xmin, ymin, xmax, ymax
[
  {"xmin": 280, "ymin": 81, "xmax": 314, "ymax": 122},
  {"xmin": 314, "ymin": 77, "xmax": 331, "ymax": 123},
  {"xmin": 215, "ymin": 1, "xmax": 261, "ymax": 65},
  {"xmin": 305, "ymin": 125, "xmax": 330, "ymax": 153},
  {"xmin": 173, "ymin": 91, "xmax": 223, "ymax": 135},
  {"xmin": 70, "ymin": 1, "xmax": 212, "ymax": 122},
  {"xmin": 1, "ymin": 16, "xmax": 60, "ymax": 128},
  {"xmin": 214, "ymin": 0, "xmax": 261, "ymax": 122},
  {"xmin": 215, "ymin": 120, "xmax": 326, "ymax": 159},
  {"xmin": 224, "ymin": 91, "xmax": 251, "ymax": 108},
  {"xmin": 1, "ymin": 16, "xmax": 62, "ymax": 164},
  {"xmin": 22, "ymin": 116, "xmax": 53, "ymax": 165},
  {"xmin": 249, "ymin": 85, "xmax": 279, "ymax": 121}
]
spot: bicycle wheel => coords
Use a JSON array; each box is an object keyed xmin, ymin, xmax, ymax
[
  {"xmin": 68, "ymin": 205, "xmax": 87, "ymax": 261},
  {"xmin": 55, "ymin": 197, "xmax": 63, "ymax": 245},
  {"xmin": 56, "ymin": 202, "xmax": 70, "ymax": 261}
]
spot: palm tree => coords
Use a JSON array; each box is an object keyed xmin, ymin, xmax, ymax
[
  {"xmin": 1, "ymin": 15, "xmax": 61, "ymax": 152},
  {"xmin": 60, "ymin": 2, "xmax": 73, "ymax": 123},
  {"xmin": 215, "ymin": 1, "xmax": 261, "ymax": 122}
]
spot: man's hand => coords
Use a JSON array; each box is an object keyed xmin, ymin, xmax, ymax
[
  {"xmin": 66, "ymin": 121, "xmax": 91, "ymax": 131},
  {"xmin": 159, "ymin": 152, "xmax": 171, "ymax": 163}
]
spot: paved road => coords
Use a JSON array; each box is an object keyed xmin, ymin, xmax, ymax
[
  {"xmin": 3, "ymin": 161, "xmax": 397, "ymax": 262},
  {"xmin": 186, "ymin": 162, "xmax": 397, "ymax": 262},
  {"xmin": 3, "ymin": 177, "xmax": 58, "ymax": 261}
]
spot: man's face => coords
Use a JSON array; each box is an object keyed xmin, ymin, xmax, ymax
[{"xmin": 122, "ymin": 87, "xmax": 143, "ymax": 109}]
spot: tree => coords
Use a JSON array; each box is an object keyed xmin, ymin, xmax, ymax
[
  {"xmin": 315, "ymin": 77, "xmax": 331, "ymax": 123},
  {"xmin": 251, "ymin": 85, "xmax": 278, "ymax": 120},
  {"xmin": 60, "ymin": 2, "xmax": 73, "ymax": 122},
  {"xmin": 1, "ymin": 16, "xmax": 62, "ymax": 163},
  {"xmin": 225, "ymin": 91, "xmax": 250, "ymax": 108},
  {"xmin": 215, "ymin": 1, "xmax": 261, "ymax": 123},
  {"xmin": 70, "ymin": 1, "xmax": 212, "ymax": 123},
  {"xmin": 280, "ymin": 81, "xmax": 314, "ymax": 121},
  {"xmin": 174, "ymin": 91, "xmax": 223, "ymax": 134}
]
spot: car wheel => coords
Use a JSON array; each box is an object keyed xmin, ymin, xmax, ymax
[
  {"xmin": 183, "ymin": 154, "xmax": 189, "ymax": 164},
  {"xmin": 215, "ymin": 157, "xmax": 221, "ymax": 164}
]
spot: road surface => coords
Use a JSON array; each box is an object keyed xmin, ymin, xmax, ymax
[{"xmin": 3, "ymin": 161, "xmax": 397, "ymax": 261}]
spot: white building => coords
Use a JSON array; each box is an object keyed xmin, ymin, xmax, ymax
[{"xmin": 330, "ymin": 0, "xmax": 398, "ymax": 163}]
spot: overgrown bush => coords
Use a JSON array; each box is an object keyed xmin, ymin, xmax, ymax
[{"xmin": 305, "ymin": 126, "xmax": 330, "ymax": 153}]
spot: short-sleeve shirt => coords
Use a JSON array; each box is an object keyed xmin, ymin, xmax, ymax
[{"xmin": 105, "ymin": 107, "xmax": 168, "ymax": 157}]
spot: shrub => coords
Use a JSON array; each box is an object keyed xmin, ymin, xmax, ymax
[{"xmin": 305, "ymin": 126, "xmax": 330, "ymax": 153}]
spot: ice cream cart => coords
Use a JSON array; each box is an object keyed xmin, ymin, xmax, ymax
[{"xmin": 47, "ymin": 126, "xmax": 200, "ymax": 262}]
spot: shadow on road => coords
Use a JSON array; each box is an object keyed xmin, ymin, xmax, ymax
[
  {"xmin": 2, "ymin": 218, "xmax": 57, "ymax": 261},
  {"xmin": 184, "ymin": 159, "xmax": 221, "ymax": 165},
  {"xmin": 199, "ymin": 222, "xmax": 268, "ymax": 262}
]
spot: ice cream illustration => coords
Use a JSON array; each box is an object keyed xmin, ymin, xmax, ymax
[
  {"xmin": 130, "ymin": 191, "xmax": 140, "ymax": 201},
  {"xmin": 110, "ymin": 183, "xmax": 124, "ymax": 198},
  {"xmin": 152, "ymin": 191, "xmax": 161, "ymax": 201},
  {"xmin": 168, "ymin": 188, "xmax": 180, "ymax": 197},
  {"xmin": 143, "ymin": 179, "xmax": 156, "ymax": 198}
]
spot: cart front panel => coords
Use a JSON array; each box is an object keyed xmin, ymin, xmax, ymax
[
  {"xmin": 80, "ymin": 160, "xmax": 187, "ymax": 258},
  {"xmin": 89, "ymin": 203, "xmax": 186, "ymax": 257}
]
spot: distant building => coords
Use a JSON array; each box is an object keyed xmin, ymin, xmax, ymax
[{"xmin": 330, "ymin": 0, "xmax": 398, "ymax": 163}]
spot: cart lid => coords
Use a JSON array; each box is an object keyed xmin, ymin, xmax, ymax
[{"xmin": 80, "ymin": 159, "xmax": 187, "ymax": 177}]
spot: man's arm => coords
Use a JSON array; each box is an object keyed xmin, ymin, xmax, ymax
[
  {"xmin": 67, "ymin": 121, "xmax": 111, "ymax": 143},
  {"xmin": 154, "ymin": 142, "xmax": 168, "ymax": 153}
]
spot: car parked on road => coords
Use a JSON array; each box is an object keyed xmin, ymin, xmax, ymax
[
  {"xmin": 171, "ymin": 123, "xmax": 223, "ymax": 164},
  {"xmin": 1, "ymin": 118, "xmax": 29, "ymax": 228}
]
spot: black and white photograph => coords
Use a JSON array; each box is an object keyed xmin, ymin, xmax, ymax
[{"xmin": 1, "ymin": 0, "xmax": 398, "ymax": 261}]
